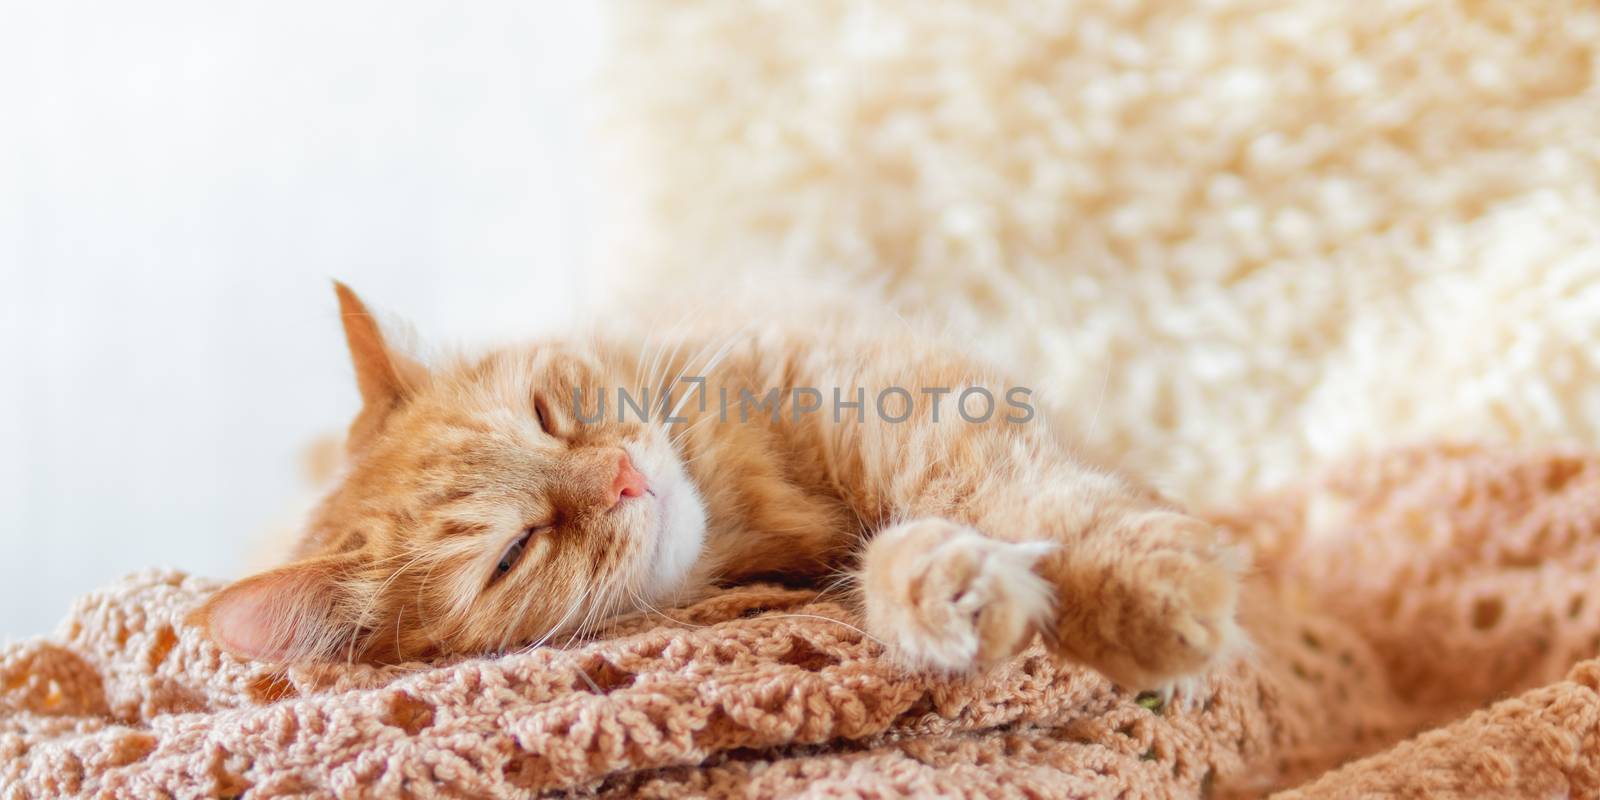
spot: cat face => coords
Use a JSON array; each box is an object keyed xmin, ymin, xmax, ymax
[{"xmin": 194, "ymin": 284, "xmax": 707, "ymax": 663}]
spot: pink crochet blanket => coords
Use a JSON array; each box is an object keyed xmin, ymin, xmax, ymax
[{"xmin": 5, "ymin": 445, "xmax": 1599, "ymax": 798}]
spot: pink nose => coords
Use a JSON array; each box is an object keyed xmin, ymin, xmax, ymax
[{"xmin": 611, "ymin": 453, "xmax": 649, "ymax": 508}]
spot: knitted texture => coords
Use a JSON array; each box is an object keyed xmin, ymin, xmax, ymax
[{"xmin": 4, "ymin": 445, "xmax": 1600, "ymax": 798}]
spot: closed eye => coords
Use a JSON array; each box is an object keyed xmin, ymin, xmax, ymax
[
  {"xmin": 533, "ymin": 394, "xmax": 551, "ymax": 433},
  {"xmin": 491, "ymin": 526, "xmax": 547, "ymax": 584}
]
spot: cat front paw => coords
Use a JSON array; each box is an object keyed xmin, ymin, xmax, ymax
[
  {"xmin": 860, "ymin": 518, "xmax": 1056, "ymax": 673},
  {"xmin": 1065, "ymin": 512, "xmax": 1249, "ymax": 692}
]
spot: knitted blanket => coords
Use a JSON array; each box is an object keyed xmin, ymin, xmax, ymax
[{"xmin": 5, "ymin": 444, "xmax": 1600, "ymax": 798}]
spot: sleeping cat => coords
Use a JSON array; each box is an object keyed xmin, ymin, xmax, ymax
[{"xmin": 195, "ymin": 283, "xmax": 1246, "ymax": 691}]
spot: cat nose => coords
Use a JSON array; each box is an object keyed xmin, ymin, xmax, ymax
[{"xmin": 610, "ymin": 453, "xmax": 649, "ymax": 509}]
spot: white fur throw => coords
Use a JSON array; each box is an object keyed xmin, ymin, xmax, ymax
[{"xmin": 597, "ymin": 0, "xmax": 1600, "ymax": 505}]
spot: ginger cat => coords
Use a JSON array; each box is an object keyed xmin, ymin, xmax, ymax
[{"xmin": 195, "ymin": 284, "xmax": 1246, "ymax": 691}]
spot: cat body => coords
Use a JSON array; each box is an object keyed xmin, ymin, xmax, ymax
[{"xmin": 196, "ymin": 285, "xmax": 1244, "ymax": 691}]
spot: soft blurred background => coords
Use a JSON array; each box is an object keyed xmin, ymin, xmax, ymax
[
  {"xmin": 4, "ymin": 0, "xmax": 1599, "ymax": 642},
  {"xmin": 0, "ymin": 2, "xmax": 602, "ymax": 638}
]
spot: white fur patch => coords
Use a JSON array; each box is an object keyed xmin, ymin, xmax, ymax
[{"xmin": 626, "ymin": 440, "xmax": 708, "ymax": 602}]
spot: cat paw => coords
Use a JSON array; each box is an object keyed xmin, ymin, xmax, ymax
[
  {"xmin": 1073, "ymin": 512, "xmax": 1249, "ymax": 691},
  {"xmin": 860, "ymin": 518, "xmax": 1056, "ymax": 673}
]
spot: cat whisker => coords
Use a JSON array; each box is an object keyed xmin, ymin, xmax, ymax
[
  {"xmin": 668, "ymin": 413, "xmax": 719, "ymax": 451},
  {"xmin": 625, "ymin": 586, "xmax": 709, "ymax": 630},
  {"xmin": 813, "ymin": 570, "xmax": 860, "ymax": 604},
  {"xmin": 663, "ymin": 328, "xmax": 747, "ymax": 424},
  {"xmin": 756, "ymin": 613, "xmax": 890, "ymax": 650},
  {"xmin": 572, "ymin": 661, "xmax": 604, "ymax": 694},
  {"xmin": 1084, "ymin": 357, "xmax": 1113, "ymax": 448},
  {"xmin": 516, "ymin": 585, "xmax": 590, "ymax": 655},
  {"xmin": 561, "ymin": 576, "xmax": 622, "ymax": 651}
]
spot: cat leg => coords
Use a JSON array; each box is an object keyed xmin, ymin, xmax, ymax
[
  {"xmin": 1033, "ymin": 505, "xmax": 1249, "ymax": 692},
  {"xmin": 843, "ymin": 429, "xmax": 1246, "ymax": 688},
  {"xmin": 788, "ymin": 342, "xmax": 1245, "ymax": 687},
  {"xmin": 857, "ymin": 504, "xmax": 1246, "ymax": 690}
]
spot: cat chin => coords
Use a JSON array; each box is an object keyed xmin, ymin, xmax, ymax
[
  {"xmin": 643, "ymin": 475, "xmax": 709, "ymax": 600},
  {"xmin": 627, "ymin": 442, "xmax": 710, "ymax": 603}
]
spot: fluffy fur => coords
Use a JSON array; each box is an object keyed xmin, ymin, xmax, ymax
[
  {"xmin": 195, "ymin": 285, "xmax": 1245, "ymax": 690},
  {"xmin": 598, "ymin": 0, "xmax": 1600, "ymax": 507}
]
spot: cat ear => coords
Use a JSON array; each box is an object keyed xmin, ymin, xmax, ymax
[
  {"xmin": 193, "ymin": 555, "xmax": 361, "ymax": 663},
  {"xmin": 332, "ymin": 281, "xmax": 427, "ymax": 450}
]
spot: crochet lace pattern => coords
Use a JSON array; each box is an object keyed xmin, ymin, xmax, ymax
[{"xmin": 4, "ymin": 445, "xmax": 1600, "ymax": 798}]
